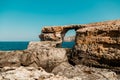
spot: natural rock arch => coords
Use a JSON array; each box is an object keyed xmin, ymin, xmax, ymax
[
  {"xmin": 61, "ymin": 27, "xmax": 78, "ymax": 41},
  {"xmin": 39, "ymin": 25, "xmax": 81, "ymax": 46}
]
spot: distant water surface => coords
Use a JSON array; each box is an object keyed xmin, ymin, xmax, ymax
[
  {"xmin": 62, "ymin": 41, "xmax": 75, "ymax": 48},
  {"xmin": 0, "ymin": 41, "xmax": 75, "ymax": 51},
  {"xmin": 0, "ymin": 42, "xmax": 29, "ymax": 51}
]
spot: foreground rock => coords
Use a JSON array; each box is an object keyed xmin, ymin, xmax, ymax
[
  {"xmin": 0, "ymin": 51, "xmax": 23, "ymax": 67},
  {"xmin": 0, "ymin": 66, "xmax": 74, "ymax": 80},
  {"xmin": 0, "ymin": 41, "xmax": 69, "ymax": 72},
  {"xmin": 0, "ymin": 65, "xmax": 119, "ymax": 80},
  {"xmin": 52, "ymin": 62, "xmax": 119, "ymax": 80}
]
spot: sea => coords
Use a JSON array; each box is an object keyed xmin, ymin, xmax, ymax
[{"xmin": 0, "ymin": 41, "xmax": 75, "ymax": 51}]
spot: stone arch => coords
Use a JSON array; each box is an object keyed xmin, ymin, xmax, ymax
[
  {"xmin": 61, "ymin": 27, "xmax": 79, "ymax": 42},
  {"xmin": 62, "ymin": 29, "xmax": 76, "ymax": 48},
  {"xmin": 39, "ymin": 25, "xmax": 81, "ymax": 47}
]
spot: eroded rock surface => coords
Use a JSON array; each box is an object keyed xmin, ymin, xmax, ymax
[
  {"xmin": 52, "ymin": 62, "xmax": 118, "ymax": 80},
  {"xmin": 0, "ymin": 66, "xmax": 74, "ymax": 80},
  {"xmin": 70, "ymin": 20, "xmax": 120, "ymax": 72},
  {"xmin": 39, "ymin": 25, "xmax": 80, "ymax": 44},
  {"xmin": 0, "ymin": 65, "xmax": 118, "ymax": 80},
  {"xmin": 39, "ymin": 20, "xmax": 120, "ymax": 72},
  {"xmin": 0, "ymin": 51, "xmax": 23, "ymax": 67},
  {"xmin": 0, "ymin": 41, "xmax": 69, "ymax": 72},
  {"xmin": 0, "ymin": 20, "xmax": 120, "ymax": 80}
]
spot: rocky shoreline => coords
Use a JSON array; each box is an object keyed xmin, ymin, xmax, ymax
[{"xmin": 0, "ymin": 20, "xmax": 120, "ymax": 80}]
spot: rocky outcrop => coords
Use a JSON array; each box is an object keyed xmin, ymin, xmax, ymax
[
  {"xmin": 69, "ymin": 20, "xmax": 120, "ymax": 72},
  {"xmin": 52, "ymin": 62, "xmax": 118, "ymax": 80},
  {"xmin": 0, "ymin": 66, "xmax": 74, "ymax": 80},
  {"xmin": 0, "ymin": 51, "xmax": 23, "ymax": 67},
  {"xmin": 39, "ymin": 25, "xmax": 80, "ymax": 44},
  {"xmin": 39, "ymin": 20, "xmax": 120, "ymax": 72},
  {"xmin": 0, "ymin": 41, "xmax": 69, "ymax": 72},
  {"xmin": 27, "ymin": 41, "xmax": 62, "ymax": 49},
  {"xmin": 22, "ymin": 42, "xmax": 69, "ymax": 72},
  {"xmin": 0, "ymin": 20, "xmax": 120, "ymax": 79},
  {"xmin": 0, "ymin": 65, "xmax": 118, "ymax": 80}
]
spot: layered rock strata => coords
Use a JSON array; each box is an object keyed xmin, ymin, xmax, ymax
[
  {"xmin": 70, "ymin": 21, "xmax": 120, "ymax": 72},
  {"xmin": 0, "ymin": 20, "xmax": 120, "ymax": 80},
  {"xmin": 40, "ymin": 20, "xmax": 120, "ymax": 72},
  {"xmin": 39, "ymin": 25, "xmax": 80, "ymax": 44}
]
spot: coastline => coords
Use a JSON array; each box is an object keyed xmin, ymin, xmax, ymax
[{"xmin": 0, "ymin": 20, "xmax": 120, "ymax": 79}]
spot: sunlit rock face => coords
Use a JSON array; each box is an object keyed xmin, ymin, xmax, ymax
[
  {"xmin": 69, "ymin": 20, "xmax": 120, "ymax": 72},
  {"xmin": 52, "ymin": 62, "xmax": 118, "ymax": 80},
  {"xmin": 0, "ymin": 20, "xmax": 120, "ymax": 80},
  {"xmin": 39, "ymin": 25, "xmax": 80, "ymax": 43},
  {"xmin": 39, "ymin": 20, "xmax": 120, "ymax": 72},
  {"xmin": 0, "ymin": 41, "xmax": 70, "ymax": 72}
]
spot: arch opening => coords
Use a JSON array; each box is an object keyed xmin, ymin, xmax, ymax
[{"xmin": 62, "ymin": 29, "xmax": 76, "ymax": 48}]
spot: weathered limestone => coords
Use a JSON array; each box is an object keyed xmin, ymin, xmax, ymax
[
  {"xmin": 39, "ymin": 25, "xmax": 80, "ymax": 43},
  {"xmin": 0, "ymin": 66, "xmax": 73, "ymax": 80},
  {"xmin": 0, "ymin": 65, "xmax": 118, "ymax": 80},
  {"xmin": 0, "ymin": 51, "xmax": 23, "ymax": 67},
  {"xmin": 69, "ymin": 21, "xmax": 120, "ymax": 72},
  {"xmin": 22, "ymin": 42, "xmax": 69, "ymax": 72},
  {"xmin": 52, "ymin": 62, "xmax": 118, "ymax": 80},
  {"xmin": 39, "ymin": 20, "xmax": 120, "ymax": 72},
  {"xmin": 0, "ymin": 20, "xmax": 120, "ymax": 80},
  {"xmin": 0, "ymin": 41, "xmax": 69, "ymax": 72},
  {"xmin": 27, "ymin": 41, "xmax": 61, "ymax": 49}
]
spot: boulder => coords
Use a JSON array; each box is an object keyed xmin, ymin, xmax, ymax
[
  {"xmin": 21, "ymin": 41, "xmax": 69, "ymax": 72},
  {"xmin": 21, "ymin": 48, "xmax": 69, "ymax": 72}
]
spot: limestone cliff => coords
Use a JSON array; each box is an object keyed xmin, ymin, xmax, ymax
[
  {"xmin": 70, "ymin": 20, "xmax": 120, "ymax": 72},
  {"xmin": 39, "ymin": 25, "xmax": 80, "ymax": 42},
  {"xmin": 40, "ymin": 20, "xmax": 120, "ymax": 72}
]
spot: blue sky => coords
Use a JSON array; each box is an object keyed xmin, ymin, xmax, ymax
[{"xmin": 0, "ymin": 0, "xmax": 120, "ymax": 41}]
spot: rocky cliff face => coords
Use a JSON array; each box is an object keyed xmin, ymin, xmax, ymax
[
  {"xmin": 0, "ymin": 20, "xmax": 120, "ymax": 80},
  {"xmin": 70, "ymin": 20, "xmax": 120, "ymax": 73},
  {"xmin": 40, "ymin": 20, "xmax": 120, "ymax": 73}
]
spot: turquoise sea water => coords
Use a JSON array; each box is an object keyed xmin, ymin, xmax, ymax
[
  {"xmin": 0, "ymin": 42, "xmax": 29, "ymax": 51},
  {"xmin": 0, "ymin": 41, "xmax": 75, "ymax": 51}
]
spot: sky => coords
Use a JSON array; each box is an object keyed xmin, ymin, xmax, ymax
[{"xmin": 0, "ymin": 0, "xmax": 120, "ymax": 41}]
